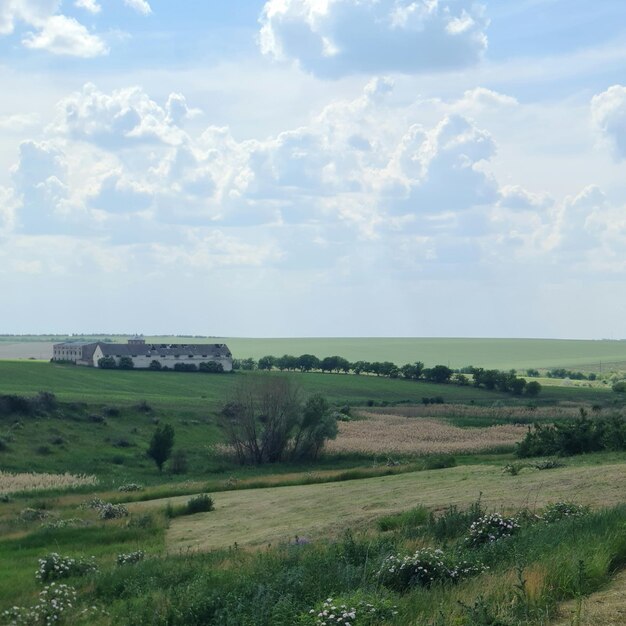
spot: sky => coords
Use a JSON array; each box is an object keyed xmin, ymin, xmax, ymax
[{"xmin": 1, "ymin": 1, "xmax": 626, "ymax": 339}]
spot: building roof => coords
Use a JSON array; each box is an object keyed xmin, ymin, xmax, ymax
[{"xmin": 96, "ymin": 343, "xmax": 232, "ymax": 358}]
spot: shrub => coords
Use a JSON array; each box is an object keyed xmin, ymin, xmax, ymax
[
  {"xmin": 19, "ymin": 508, "xmax": 50, "ymax": 522},
  {"xmin": 199, "ymin": 361, "xmax": 224, "ymax": 373},
  {"xmin": 534, "ymin": 459, "xmax": 564, "ymax": 470},
  {"xmin": 149, "ymin": 359, "xmax": 162, "ymax": 370},
  {"xmin": 98, "ymin": 503, "xmax": 129, "ymax": 520},
  {"xmin": 542, "ymin": 502, "xmax": 589, "ymax": 523},
  {"xmin": 174, "ymin": 362, "xmax": 198, "ymax": 372},
  {"xmin": 2, "ymin": 584, "xmax": 78, "ymax": 625},
  {"xmin": 466, "ymin": 513, "xmax": 519, "ymax": 547},
  {"xmin": 427, "ymin": 499, "xmax": 485, "ymax": 540},
  {"xmin": 98, "ymin": 356, "xmax": 117, "ymax": 369},
  {"xmin": 118, "ymin": 483, "xmax": 143, "ymax": 492},
  {"xmin": 185, "ymin": 494, "xmax": 214, "ymax": 514},
  {"xmin": 36, "ymin": 553, "xmax": 98, "ymax": 582},
  {"xmin": 0, "ymin": 437, "xmax": 8, "ymax": 452},
  {"xmin": 301, "ymin": 594, "xmax": 398, "ymax": 625},
  {"xmin": 613, "ymin": 381, "xmax": 626, "ymax": 393},
  {"xmin": 35, "ymin": 445, "xmax": 52, "ymax": 456},
  {"xmin": 116, "ymin": 550, "xmax": 145, "ymax": 566},
  {"xmin": 104, "ymin": 406, "xmax": 121, "ymax": 417},
  {"xmin": 378, "ymin": 548, "xmax": 486, "ymax": 592},
  {"xmin": 89, "ymin": 414, "xmax": 106, "ymax": 423},
  {"xmin": 423, "ymin": 454, "xmax": 456, "ymax": 470}
]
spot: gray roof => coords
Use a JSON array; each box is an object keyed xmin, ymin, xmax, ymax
[{"xmin": 97, "ymin": 343, "xmax": 231, "ymax": 358}]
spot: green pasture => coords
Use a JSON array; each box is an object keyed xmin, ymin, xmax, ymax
[{"xmin": 3, "ymin": 335, "xmax": 626, "ymax": 371}]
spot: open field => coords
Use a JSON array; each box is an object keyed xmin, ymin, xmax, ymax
[
  {"xmin": 0, "ymin": 361, "xmax": 616, "ymax": 412},
  {"xmin": 125, "ymin": 461, "xmax": 626, "ymax": 552},
  {"xmin": 326, "ymin": 411, "xmax": 526, "ymax": 455},
  {"xmin": 3, "ymin": 336, "xmax": 626, "ymax": 371}
]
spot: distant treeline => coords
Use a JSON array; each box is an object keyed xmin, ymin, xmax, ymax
[
  {"xmin": 526, "ymin": 368, "xmax": 597, "ymax": 381},
  {"xmin": 233, "ymin": 355, "xmax": 541, "ymax": 397}
]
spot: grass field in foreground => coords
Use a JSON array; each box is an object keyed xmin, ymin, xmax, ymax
[
  {"xmin": 3, "ymin": 336, "xmax": 626, "ymax": 371},
  {"xmin": 125, "ymin": 460, "xmax": 626, "ymax": 552}
]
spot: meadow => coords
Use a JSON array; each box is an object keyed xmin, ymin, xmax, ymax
[{"xmin": 0, "ymin": 357, "xmax": 625, "ymax": 625}]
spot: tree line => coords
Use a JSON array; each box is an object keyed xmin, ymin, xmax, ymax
[{"xmin": 233, "ymin": 355, "xmax": 541, "ymax": 397}]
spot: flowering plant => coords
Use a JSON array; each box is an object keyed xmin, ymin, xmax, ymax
[
  {"xmin": 466, "ymin": 513, "xmax": 519, "ymax": 547},
  {"xmin": 378, "ymin": 548, "xmax": 485, "ymax": 592},
  {"xmin": 36, "ymin": 553, "xmax": 97, "ymax": 583},
  {"xmin": 117, "ymin": 483, "xmax": 143, "ymax": 492},
  {"xmin": 116, "ymin": 550, "xmax": 145, "ymax": 566},
  {"xmin": 301, "ymin": 595, "xmax": 398, "ymax": 625},
  {"xmin": 542, "ymin": 502, "xmax": 588, "ymax": 523},
  {"xmin": 1, "ymin": 583, "xmax": 77, "ymax": 625}
]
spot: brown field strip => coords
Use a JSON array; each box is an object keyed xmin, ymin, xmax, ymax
[
  {"xmin": 326, "ymin": 411, "xmax": 526, "ymax": 454},
  {"xmin": 126, "ymin": 462, "xmax": 626, "ymax": 554}
]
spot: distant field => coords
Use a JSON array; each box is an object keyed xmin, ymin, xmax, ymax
[{"xmin": 2, "ymin": 335, "xmax": 626, "ymax": 371}]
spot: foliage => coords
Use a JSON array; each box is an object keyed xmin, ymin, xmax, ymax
[
  {"xmin": 221, "ymin": 379, "xmax": 337, "ymax": 464},
  {"xmin": 516, "ymin": 415, "xmax": 626, "ymax": 457},
  {"xmin": 147, "ymin": 424, "xmax": 175, "ymax": 472},
  {"xmin": 36, "ymin": 553, "xmax": 98, "ymax": 582},
  {"xmin": 185, "ymin": 494, "xmax": 214, "ymax": 514},
  {"xmin": 98, "ymin": 503, "xmax": 129, "ymax": 520},
  {"xmin": 116, "ymin": 551, "xmax": 145, "ymax": 566},
  {"xmin": 118, "ymin": 483, "xmax": 143, "ymax": 492},
  {"xmin": 466, "ymin": 513, "xmax": 519, "ymax": 547},
  {"xmin": 173, "ymin": 363, "xmax": 197, "ymax": 372},
  {"xmin": 148, "ymin": 360, "xmax": 162, "ymax": 370},
  {"xmin": 198, "ymin": 361, "xmax": 224, "ymax": 373},
  {"xmin": 300, "ymin": 594, "xmax": 398, "ymax": 625},
  {"xmin": 541, "ymin": 502, "xmax": 589, "ymax": 523},
  {"xmin": 613, "ymin": 381, "xmax": 626, "ymax": 393},
  {"xmin": 427, "ymin": 498, "xmax": 485, "ymax": 541},
  {"xmin": 97, "ymin": 356, "xmax": 116, "ymax": 369},
  {"xmin": 117, "ymin": 357, "xmax": 134, "ymax": 370},
  {"xmin": 2, "ymin": 584, "xmax": 79, "ymax": 625},
  {"xmin": 376, "ymin": 505, "xmax": 428, "ymax": 532},
  {"xmin": 377, "ymin": 547, "xmax": 486, "ymax": 592}
]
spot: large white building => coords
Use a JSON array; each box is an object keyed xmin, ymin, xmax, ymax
[{"xmin": 52, "ymin": 337, "xmax": 233, "ymax": 371}]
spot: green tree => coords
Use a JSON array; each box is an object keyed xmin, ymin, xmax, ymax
[
  {"xmin": 118, "ymin": 356, "xmax": 134, "ymax": 370},
  {"xmin": 147, "ymin": 424, "xmax": 175, "ymax": 472},
  {"xmin": 97, "ymin": 356, "xmax": 116, "ymax": 369},
  {"xmin": 257, "ymin": 356, "xmax": 275, "ymax": 370},
  {"xmin": 525, "ymin": 381, "xmax": 542, "ymax": 397}
]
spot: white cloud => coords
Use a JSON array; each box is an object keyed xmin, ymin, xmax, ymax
[
  {"xmin": 75, "ymin": 0, "xmax": 101, "ymax": 14},
  {"xmin": 0, "ymin": 0, "xmax": 60, "ymax": 35},
  {"xmin": 124, "ymin": 0, "xmax": 152, "ymax": 15},
  {"xmin": 591, "ymin": 84, "xmax": 626, "ymax": 160},
  {"xmin": 259, "ymin": 0, "xmax": 489, "ymax": 77},
  {"xmin": 22, "ymin": 14, "xmax": 108, "ymax": 57}
]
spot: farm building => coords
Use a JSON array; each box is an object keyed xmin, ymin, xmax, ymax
[{"xmin": 52, "ymin": 337, "xmax": 233, "ymax": 371}]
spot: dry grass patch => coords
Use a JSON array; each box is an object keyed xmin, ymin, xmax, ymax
[
  {"xmin": 326, "ymin": 411, "xmax": 526, "ymax": 455},
  {"xmin": 0, "ymin": 471, "xmax": 97, "ymax": 494},
  {"xmin": 125, "ymin": 462, "xmax": 626, "ymax": 553}
]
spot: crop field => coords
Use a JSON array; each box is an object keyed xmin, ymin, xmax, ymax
[
  {"xmin": 3, "ymin": 335, "xmax": 626, "ymax": 371},
  {"xmin": 325, "ymin": 411, "xmax": 526, "ymax": 455},
  {"xmin": 0, "ymin": 471, "xmax": 98, "ymax": 494}
]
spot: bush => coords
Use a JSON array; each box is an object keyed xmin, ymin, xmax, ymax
[
  {"xmin": 118, "ymin": 483, "xmax": 143, "ymax": 492},
  {"xmin": 199, "ymin": 361, "xmax": 224, "ymax": 373},
  {"xmin": 185, "ymin": 494, "xmax": 214, "ymax": 514},
  {"xmin": 100, "ymin": 503, "xmax": 129, "ymax": 520},
  {"xmin": 98, "ymin": 356, "xmax": 117, "ymax": 369},
  {"xmin": 377, "ymin": 506, "xmax": 428, "ymax": 532},
  {"xmin": 116, "ymin": 550, "xmax": 145, "ymax": 566},
  {"xmin": 534, "ymin": 459, "xmax": 564, "ymax": 470},
  {"xmin": 613, "ymin": 381, "xmax": 626, "ymax": 393},
  {"xmin": 378, "ymin": 547, "xmax": 485, "ymax": 592},
  {"xmin": 174, "ymin": 362, "xmax": 198, "ymax": 372},
  {"xmin": 2, "ymin": 584, "xmax": 79, "ymax": 625},
  {"xmin": 427, "ymin": 499, "xmax": 485, "ymax": 540},
  {"xmin": 423, "ymin": 454, "xmax": 456, "ymax": 470},
  {"xmin": 118, "ymin": 356, "xmax": 134, "ymax": 370},
  {"xmin": 300, "ymin": 594, "xmax": 398, "ymax": 625},
  {"xmin": 542, "ymin": 502, "xmax": 589, "ymax": 523},
  {"xmin": 466, "ymin": 513, "xmax": 519, "ymax": 547},
  {"xmin": 36, "ymin": 553, "xmax": 98, "ymax": 582}
]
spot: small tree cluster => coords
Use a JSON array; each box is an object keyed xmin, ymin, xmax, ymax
[{"xmin": 221, "ymin": 378, "xmax": 337, "ymax": 465}]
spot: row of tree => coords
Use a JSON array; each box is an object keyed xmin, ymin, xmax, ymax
[
  {"xmin": 233, "ymin": 355, "xmax": 541, "ymax": 396},
  {"xmin": 97, "ymin": 356, "xmax": 224, "ymax": 373}
]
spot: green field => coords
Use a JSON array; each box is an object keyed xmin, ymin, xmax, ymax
[{"xmin": 3, "ymin": 336, "xmax": 626, "ymax": 371}]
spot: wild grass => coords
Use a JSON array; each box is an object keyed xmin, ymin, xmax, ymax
[
  {"xmin": 325, "ymin": 411, "xmax": 526, "ymax": 455},
  {"xmin": 0, "ymin": 471, "xmax": 98, "ymax": 495}
]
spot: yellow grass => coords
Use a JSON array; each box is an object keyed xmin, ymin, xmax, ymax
[
  {"xmin": 126, "ymin": 461, "xmax": 626, "ymax": 553},
  {"xmin": 0, "ymin": 471, "xmax": 97, "ymax": 494},
  {"xmin": 326, "ymin": 411, "xmax": 526, "ymax": 455}
]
